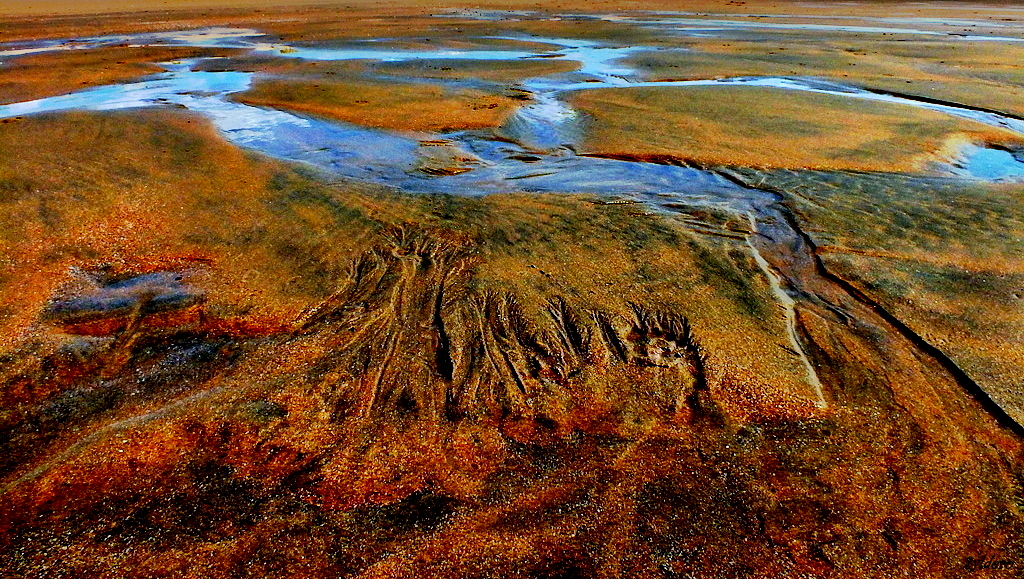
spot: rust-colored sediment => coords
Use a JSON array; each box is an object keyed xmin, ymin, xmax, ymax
[{"xmin": 0, "ymin": 108, "xmax": 1021, "ymax": 577}]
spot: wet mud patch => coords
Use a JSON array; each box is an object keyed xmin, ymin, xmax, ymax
[
  {"xmin": 413, "ymin": 139, "xmax": 484, "ymax": 176},
  {"xmin": 42, "ymin": 268, "xmax": 207, "ymax": 335}
]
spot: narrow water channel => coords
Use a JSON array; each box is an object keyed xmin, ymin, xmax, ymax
[{"xmin": 4, "ymin": 26, "xmax": 1023, "ymax": 185}]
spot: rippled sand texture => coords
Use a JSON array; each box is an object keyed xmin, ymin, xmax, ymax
[{"xmin": 2, "ymin": 2, "xmax": 1024, "ymax": 578}]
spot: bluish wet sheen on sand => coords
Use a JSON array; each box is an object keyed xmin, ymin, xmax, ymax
[
  {"xmin": 951, "ymin": 144, "xmax": 1024, "ymax": 182},
  {"xmin": 1, "ymin": 24, "xmax": 1022, "ymax": 191}
]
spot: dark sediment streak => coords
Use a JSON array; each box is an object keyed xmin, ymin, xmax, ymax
[{"xmin": 715, "ymin": 168, "xmax": 1024, "ymax": 438}]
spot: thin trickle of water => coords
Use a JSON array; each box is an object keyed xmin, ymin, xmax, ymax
[{"xmin": 744, "ymin": 212, "xmax": 828, "ymax": 408}]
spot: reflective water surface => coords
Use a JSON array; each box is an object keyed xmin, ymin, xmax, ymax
[{"xmin": 2, "ymin": 20, "xmax": 1023, "ymax": 194}]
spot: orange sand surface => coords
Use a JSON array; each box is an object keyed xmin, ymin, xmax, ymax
[
  {"xmin": 234, "ymin": 78, "xmax": 524, "ymax": 133},
  {"xmin": 571, "ymin": 86, "xmax": 1024, "ymax": 171}
]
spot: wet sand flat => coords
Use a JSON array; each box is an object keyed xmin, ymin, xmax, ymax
[
  {"xmin": 633, "ymin": 36, "xmax": 1024, "ymax": 117},
  {"xmin": 233, "ymin": 77, "xmax": 524, "ymax": 133},
  {"xmin": 3, "ymin": 2, "xmax": 1024, "ymax": 578},
  {"xmin": 570, "ymin": 85, "xmax": 1023, "ymax": 171}
]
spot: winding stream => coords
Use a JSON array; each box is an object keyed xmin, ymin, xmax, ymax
[{"xmin": 3, "ymin": 26, "xmax": 1023, "ymax": 186}]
